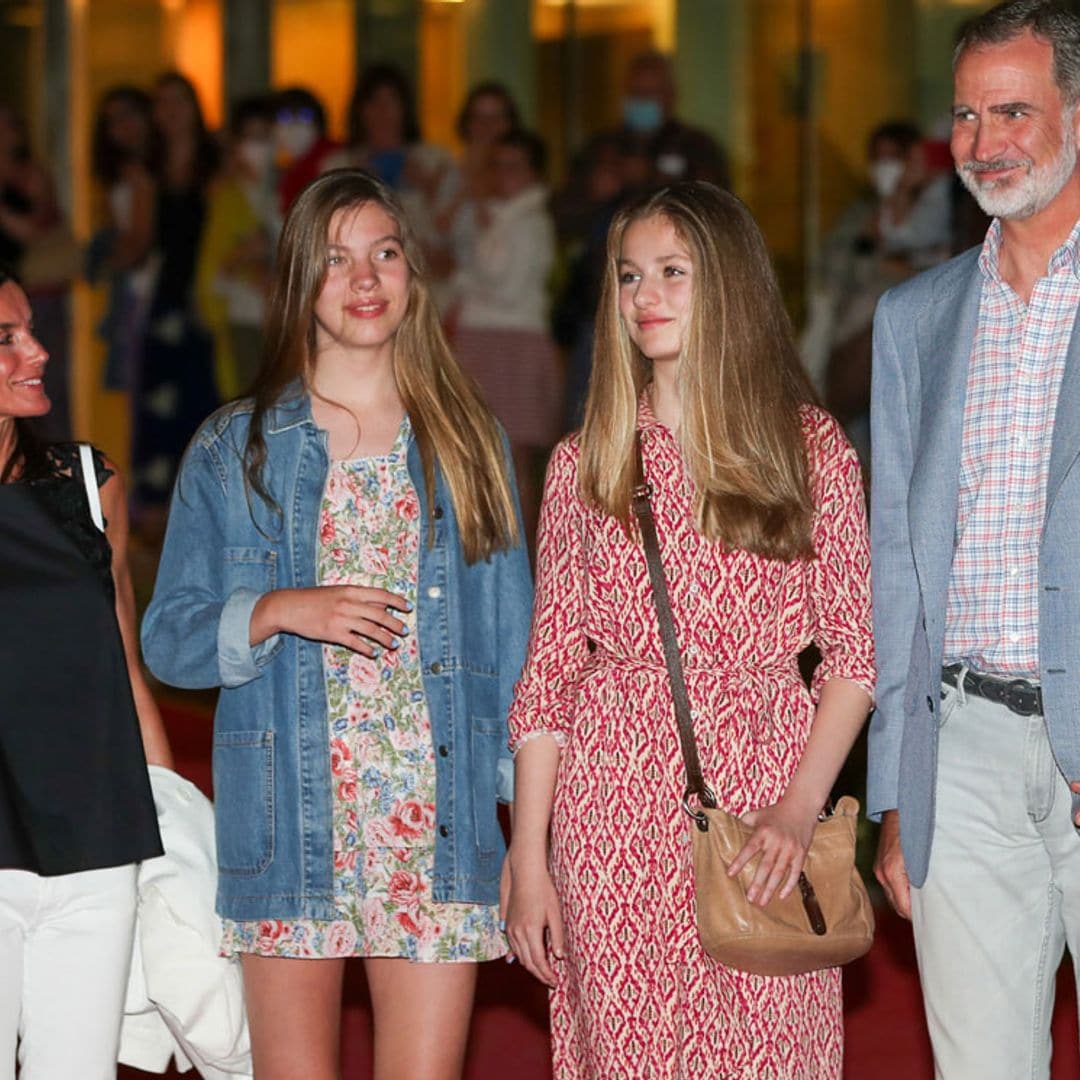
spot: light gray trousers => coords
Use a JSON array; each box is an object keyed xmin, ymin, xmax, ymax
[{"xmin": 911, "ymin": 680, "xmax": 1080, "ymax": 1079}]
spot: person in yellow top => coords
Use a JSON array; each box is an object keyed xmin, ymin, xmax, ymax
[{"xmin": 196, "ymin": 97, "xmax": 280, "ymax": 400}]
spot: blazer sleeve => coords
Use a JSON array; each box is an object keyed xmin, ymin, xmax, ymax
[{"xmin": 867, "ymin": 291, "xmax": 920, "ymax": 821}]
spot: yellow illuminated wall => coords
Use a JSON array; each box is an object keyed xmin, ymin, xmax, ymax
[
  {"xmin": 271, "ymin": 0, "xmax": 355, "ymax": 139},
  {"xmin": 420, "ymin": 1, "xmax": 468, "ymax": 152},
  {"xmin": 70, "ymin": 0, "xmax": 223, "ymax": 466},
  {"xmin": 748, "ymin": 0, "xmax": 918, "ymax": 307},
  {"xmin": 533, "ymin": 0, "xmax": 674, "ymax": 179},
  {"xmin": 168, "ymin": 0, "xmax": 224, "ymax": 130}
]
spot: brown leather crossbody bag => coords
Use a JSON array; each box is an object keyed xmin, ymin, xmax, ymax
[{"xmin": 631, "ymin": 434, "xmax": 874, "ymax": 976}]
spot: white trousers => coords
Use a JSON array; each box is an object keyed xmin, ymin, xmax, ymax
[
  {"xmin": 911, "ymin": 682, "xmax": 1080, "ymax": 1080},
  {"xmin": 0, "ymin": 863, "xmax": 137, "ymax": 1080}
]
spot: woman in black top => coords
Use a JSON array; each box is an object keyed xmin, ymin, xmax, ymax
[{"xmin": 0, "ymin": 269, "xmax": 172, "ymax": 1078}]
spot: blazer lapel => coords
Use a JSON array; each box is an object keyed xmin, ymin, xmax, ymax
[
  {"xmin": 908, "ymin": 263, "xmax": 983, "ymax": 609},
  {"xmin": 1045, "ymin": 304, "xmax": 1080, "ymax": 515}
]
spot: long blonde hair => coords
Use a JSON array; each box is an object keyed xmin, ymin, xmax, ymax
[
  {"xmin": 245, "ymin": 168, "xmax": 518, "ymax": 562},
  {"xmin": 579, "ymin": 182, "xmax": 816, "ymax": 560}
]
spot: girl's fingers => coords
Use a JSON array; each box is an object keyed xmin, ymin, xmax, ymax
[
  {"xmin": 531, "ymin": 925, "xmax": 557, "ymax": 985},
  {"xmin": 514, "ymin": 920, "xmax": 559, "ymax": 986},
  {"xmin": 512, "ymin": 926, "xmax": 554, "ymax": 987},
  {"xmin": 344, "ymin": 605, "xmax": 408, "ymax": 636},
  {"xmin": 348, "ymin": 586, "xmax": 412, "ymax": 612},
  {"xmin": 347, "ymin": 621, "xmax": 398, "ymax": 650},
  {"xmin": 747, "ymin": 846, "xmax": 780, "ymax": 904},
  {"xmin": 548, "ymin": 905, "xmax": 566, "ymax": 960},
  {"xmin": 727, "ymin": 837, "xmax": 760, "ymax": 878},
  {"xmin": 519, "ymin": 925, "xmax": 548, "ymax": 984},
  {"xmin": 778, "ymin": 858, "xmax": 803, "ymax": 901},
  {"xmin": 757, "ymin": 852, "xmax": 791, "ymax": 906}
]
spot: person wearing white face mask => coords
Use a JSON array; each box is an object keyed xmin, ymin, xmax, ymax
[
  {"xmin": 800, "ymin": 120, "xmax": 953, "ymax": 467},
  {"xmin": 612, "ymin": 50, "xmax": 729, "ymax": 187},
  {"xmin": 274, "ymin": 87, "xmax": 339, "ymax": 212},
  {"xmin": 196, "ymin": 96, "xmax": 282, "ymax": 399},
  {"xmin": 870, "ymin": 124, "xmax": 953, "ymax": 264}
]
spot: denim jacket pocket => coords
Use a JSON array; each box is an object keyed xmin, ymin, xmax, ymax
[
  {"xmin": 213, "ymin": 729, "xmax": 275, "ymax": 876},
  {"xmin": 468, "ymin": 673, "xmax": 504, "ymax": 856}
]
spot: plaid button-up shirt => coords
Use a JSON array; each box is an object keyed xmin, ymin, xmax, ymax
[{"xmin": 943, "ymin": 218, "xmax": 1080, "ymax": 678}]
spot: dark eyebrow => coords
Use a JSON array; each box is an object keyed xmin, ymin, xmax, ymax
[
  {"xmin": 0, "ymin": 322, "xmax": 18, "ymax": 332},
  {"xmin": 989, "ymin": 101, "xmax": 1037, "ymax": 114},
  {"xmin": 617, "ymin": 253, "xmax": 689, "ymax": 268},
  {"xmin": 327, "ymin": 234, "xmax": 402, "ymax": 250}
]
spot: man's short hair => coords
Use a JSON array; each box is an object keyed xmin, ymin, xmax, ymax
[{"xmin": 954, "ymin": 0, "xmax": 1080, "ymax": 107}]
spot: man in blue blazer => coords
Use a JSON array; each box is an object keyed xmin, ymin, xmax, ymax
[{"xmin": 869, "ymin": 2, "xmax": 1080, "ymax": 1074}]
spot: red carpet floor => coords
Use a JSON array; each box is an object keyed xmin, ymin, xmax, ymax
[{"xmin": 119, "ymin": 700, "xmax": 1080, "ymax": 1079}]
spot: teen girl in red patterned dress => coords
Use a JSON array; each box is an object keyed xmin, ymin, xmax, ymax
[{"xmin": 503, "ymin": 182, "xmax": 876, "ymax": 1078}]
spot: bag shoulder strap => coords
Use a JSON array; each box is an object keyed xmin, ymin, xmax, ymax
[
  {"xmin": 631, "ymin": 432, "xmax": 716, "ymax": 829},
  {"xmin": 78, "ymin": 443, "xmax": 105, "ymax": 533}
]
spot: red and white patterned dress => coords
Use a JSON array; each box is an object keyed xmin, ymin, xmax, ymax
[{"xmin": 508, "ymin": 399, "xmax": 875, "ymax": 1079}]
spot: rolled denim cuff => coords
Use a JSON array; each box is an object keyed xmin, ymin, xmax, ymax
[
  {"xmin": 496, "ymin": 756, "xmax": 514, "ymax": 804},
  {"xmin": 218, "ymin": 587, "xmax": 279, "ymax": 688}
]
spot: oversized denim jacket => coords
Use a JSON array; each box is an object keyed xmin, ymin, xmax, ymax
[{"xmin": 141, "ymin": 390, "xmax": 533, "ymax": 921}]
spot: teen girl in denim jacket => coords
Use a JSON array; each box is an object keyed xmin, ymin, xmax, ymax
[{"xmin": 143, "ymin": 169, "xmax": 532, "ymax": 1080}]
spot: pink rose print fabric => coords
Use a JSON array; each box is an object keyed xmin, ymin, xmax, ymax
[{"xmin": 222, "ymin": 417, "xmax": 506, "ymax": 963}]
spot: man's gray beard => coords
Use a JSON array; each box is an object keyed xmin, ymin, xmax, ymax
[{"xmin": 958, "ymin": 123, "xmax": 1078, "ymax": 220}]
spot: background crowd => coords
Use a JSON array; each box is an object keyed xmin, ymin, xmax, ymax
[
  {"xmin": 0, "ymin": 44, "xmax": 984, "ymax": 543},
  {"xmin": 13, "ymin": 0, "xmax": 1080, "ymax": 1076}
]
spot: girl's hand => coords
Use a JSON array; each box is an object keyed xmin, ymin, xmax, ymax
[
  {"xmin": 504, "ymin": 850, "xmax": 565, "ymax": 987},
  {"xmin": 726, "ymin": 797, "xmax": 821, "ymax": 907},
  {"xmin": 252, "ymin": 586, "xmax": 410, "ymax": 655}
]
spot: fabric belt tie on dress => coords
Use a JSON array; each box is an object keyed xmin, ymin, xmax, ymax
[
  {"xmin": 942, "ymin": 662, "xmax": 1043, "ymax": 717},
  {"xmin": 590, "ymin": 648, "xmax": 803, "ymax": 743}
]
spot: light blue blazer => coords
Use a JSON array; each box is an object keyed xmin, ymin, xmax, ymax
[{"xmin": 867, "ymin": 245, "xmax": 1080, "ymax": 889}]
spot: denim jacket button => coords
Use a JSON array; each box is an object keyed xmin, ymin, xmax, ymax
[
  {"xmin": 439, "ymin": 824, "xmax": 450, "ymax": 837},
  {"xmin": 438, "ymin": 744, "xmax": 449, "ymax": 757},
  {"xmin": 430, "ymin": 661, "xmax": 443, "ymax": 674},
  {"xmin": 428, "ymin": 585, "xmax": 442, "ymax": 599},
  {"xmin": 433, "ymin": 505, "xmax": 444, "ymax": 520}
]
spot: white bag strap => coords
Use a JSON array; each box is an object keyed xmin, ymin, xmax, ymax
[{"xmin": 78, "ymin": 442, "xmax": 105, "ymax": 532}]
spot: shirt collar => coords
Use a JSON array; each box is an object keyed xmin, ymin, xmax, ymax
[
  {"xmin": 979, "ymin": 214, "xmax": 1080, "ymax": 284},
  {"xmin": 266, "ymin": 380, "xmax": 316, "ymax": 434}
]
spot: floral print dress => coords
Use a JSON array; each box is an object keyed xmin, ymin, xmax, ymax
[{"xmin": 222, "ymin": 417, "xmax": 506, "ymax": 962}]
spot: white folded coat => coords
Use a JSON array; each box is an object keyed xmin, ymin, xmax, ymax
[{"xmin": 119, "ymin": 765, "xmax": 252, "ymax": 1079}]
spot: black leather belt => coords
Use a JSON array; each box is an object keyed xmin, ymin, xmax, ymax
[{"xmin": 942, "ymin": 663, "xmax": 1043, "ymax": 717}]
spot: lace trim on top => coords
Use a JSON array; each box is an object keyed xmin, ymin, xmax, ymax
[{"xmin": 24, "ymin": 443, "xmax": 115, "ymax": 593}]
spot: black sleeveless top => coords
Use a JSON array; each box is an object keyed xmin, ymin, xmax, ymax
[{"xmin": 0, "ymin": 444, "xmax": 163, "ymax": 875}]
